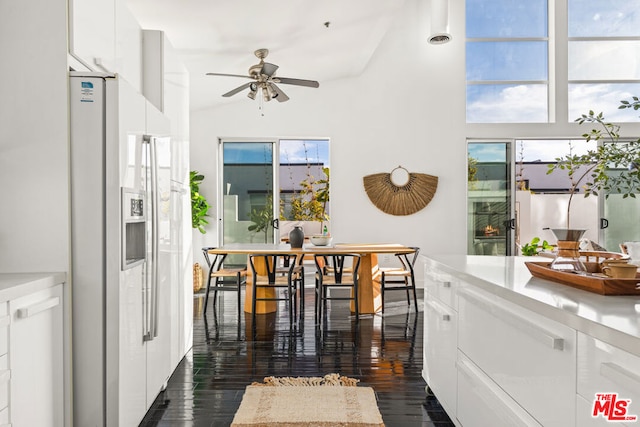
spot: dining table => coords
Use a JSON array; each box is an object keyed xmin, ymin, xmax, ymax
[{"xmin": 207, "ymin": 243, "xmax": 416, "ymax": 315}]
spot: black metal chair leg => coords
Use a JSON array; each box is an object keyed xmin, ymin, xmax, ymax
[
  {"xmin": 289, "ymin": 279, "xmax": 294, "ymax": 326},
  {"xmin": 381, "ymin": 273, "xmax": 385, "ymax": 313},
  {"xmin": 236, "ymin": 272, "xmax": 242, "ymax": 320},
  {"xmin": 212, "ymin": 280, "xmax": 219, "ymax": 310},
  {"xmin": 292, "ymin": 279, "xmax": 297, "ymax": 322},
  {"xmin": 203, "ymin": 275, "xmax": 212, "ymax": 314},
  {"xmin": 405, "ymin": 278, "xmax": 411, "ymax": 306},
  {"xmin": 354, "ymin": 282, "xmax": 359, "ymax": 323},
  {"xmin": 252, "ymin": 276, "xmax": 258, "ymax": 337},
  {"xmin": 298, "ymin": 273, "xmax": 305, "ymax": 321}
]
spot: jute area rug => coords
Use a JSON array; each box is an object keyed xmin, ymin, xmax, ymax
[{"xmin": 231, "ymin": 373, "xmax": 385, "ymax": 427}]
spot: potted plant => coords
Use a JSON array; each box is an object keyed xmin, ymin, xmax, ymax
[
  {"xmin": 190, "ymin": 170, "xmax": 211, "ymax": 234},
  {"xmin": 547, "ymin": 101, "xmax": 640, "ymax": 230},
  {"xmin": 545, "ymin": 99, "xmax": 640, "ymax": 268}
]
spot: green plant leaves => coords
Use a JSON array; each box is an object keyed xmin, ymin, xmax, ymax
[
  {"xmin": 289, "ymin": 167, "xmax": 330, "ymax": 224},
  {"xmin": 547, "ymin": 99, "xmax": 640, "ymax": 227},
  {"xmin": 190, "ymin": 170, "xmax": 211, "ymax": 234},
  {"xmin": 247, "ymin": 193, "xmax": 275, "ymax": 243},
  {"xmin": 521, "ymin": 237, "xmax": 553, "ymax": 256}
]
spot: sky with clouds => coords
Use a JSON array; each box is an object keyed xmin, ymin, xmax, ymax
[{"xmin": 466, "ymin": 0, "xmax": 640, "ymax": 123}]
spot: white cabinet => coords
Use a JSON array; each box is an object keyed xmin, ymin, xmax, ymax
[
  {"xmin": 0, "ymin": 303, "xmax": 9, "ymax": 424},
  {"xmin": 141, "ymin": 30, "xmax": 192, "ymax": 367},
  {"xmin": 457, "ymin": 352, "xmax": 542, "ymax": 427},
  {"xmin": 577, "ymin": 394, "xmax": 605, "ymax": 427},
  {"xmin": 69, "ymin": 0, "xmax": 116, "ymax": 71},
  {"xmin": 423, "ymin": 268, "xmax": 458, "ymax": 419},
  {"xmin": 423, "ymin": 256, "xmax": 640, "ymax": 427},
  {"xmin": 170, "ymin": 146, "xmax": 193, "ymax": 368},
  {"xmin": 69, "ymin": 0, "xmax": 143, "ymax": 91},
  {"xmin": 577, "ymin": 333, "xmax": 640, "ymax": 426},
  {"xmin": 457, "ymin": 285, "xmax": 576, "ymax": 427},
  {"xmin": 9, "ymin": 283, "xmax": 65, "ymax": 426},
  {"xmin": 142, "ymin": 30, "xmax": 190, "ymax": 142},
  {"xmin": 424, "ymin": 260, "xmax": 576, "ymax": 427}
]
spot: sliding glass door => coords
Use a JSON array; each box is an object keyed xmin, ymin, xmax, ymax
[
  {"xmin": 467, "ymin": 141, "xmax": 516, "ymax": 255},
  {"xmin": 601, "ymin": 165, "xmax": 640, "ymax": 251},
  {"xmin": 220, "ymin": 140, "xmax": 278, "ymax": 266},
  {"xmin": 219, "ymin": 138, "xmax": 330, "ymax": 259},
  {"xmin": 469, "ymin": 138, "xmax": 640, "ymax": 254}
]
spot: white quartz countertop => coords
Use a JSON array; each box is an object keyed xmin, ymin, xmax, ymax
[
  {"xmin": 424, "ymin": 255, "xmax": 640, "ymax": 356},
  {"xmin": 0, "ymin": 272, "xmax": 67, "ymax": 301}
]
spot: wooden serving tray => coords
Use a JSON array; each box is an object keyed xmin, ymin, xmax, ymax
[{"xmin": 525, "ymin": 261, "xmax": 640, "ymax": 295}]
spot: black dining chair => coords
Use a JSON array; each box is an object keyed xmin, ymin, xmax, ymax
[
  {"xmin": 374, "ymin": 247, "xmax": 420, "ymax": 313},
  {"xmin": 201, "ymin": 247, "xmax": 247, "ymax": 319},
  {"xmin": 313, "ymin": 253, "xmax": 362, "ymax": 326},
  {"xmin": 248, "ymin": 253, "xmax": 303, "ymax": 331},
  {"xmin": 278, "ymin": 254, "xmax": 306, "ymax": 318}
]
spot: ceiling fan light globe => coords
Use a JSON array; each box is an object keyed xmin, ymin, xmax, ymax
[{"xmin": 247, "ymin": 90, "xmax": 257, "ymax": 100}]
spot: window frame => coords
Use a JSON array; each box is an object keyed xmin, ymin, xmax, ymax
[{"xmin": 465, "ymin": 0, "xmax": 551, "ymax": 123}]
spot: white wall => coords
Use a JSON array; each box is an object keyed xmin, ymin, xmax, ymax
[
  {"xmin": 0, "ymin": 0, "xmax": 70, "ymax": 272},
  {"xmin": 190, "ymin": 0, "xmax": 640, "ymax": 261}
]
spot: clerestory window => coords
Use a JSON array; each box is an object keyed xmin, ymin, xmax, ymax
[
  {"xmin": 466, "ymin": 0, "xmax": 549, "ymax": 123},
  {"xmin": 568, "ymin": 0, "xmax": 640, "ymax": 121},
  {"xmin": 466, "ymin": 0, "xmax": 640, "ymax": 123}
]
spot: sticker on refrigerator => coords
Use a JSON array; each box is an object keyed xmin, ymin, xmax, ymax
[{"xmin": 80, "ymin": 81, "xmax": 94, "ymax": 103}]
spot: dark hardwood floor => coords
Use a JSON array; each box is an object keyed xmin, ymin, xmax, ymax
[{"xmin": 140, "ymin": 282, "xmax": 455, "ymax": 426}]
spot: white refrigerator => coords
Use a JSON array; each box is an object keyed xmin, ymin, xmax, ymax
[{"xmin": 69, "ymin": 72, "xmax": 188, "ymax": 426}]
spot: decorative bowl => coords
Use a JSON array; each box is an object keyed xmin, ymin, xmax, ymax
[{"xmin": 310, "ymin": 235, "xmax": 332, "ymax": 246}]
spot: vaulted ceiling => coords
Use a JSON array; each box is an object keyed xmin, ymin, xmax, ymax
[{"xmin": 126, "ymin": 0, "xmax": 407, "ymax": 111}]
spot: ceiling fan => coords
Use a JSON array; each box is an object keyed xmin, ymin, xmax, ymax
[{"xmin": 206, "ymin": 48, "xmax": 319, "ymax": 102}]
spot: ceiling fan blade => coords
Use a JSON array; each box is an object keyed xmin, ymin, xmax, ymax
[
  {"xmin": 222, "ymin": 82, "xmax": 254, "ymax": 97},
  {"xmin": 274, "ymin": 77, "xmax": 319, "ymax": 88},
  {"xmin": 269, "ymin": 83, "xmax": 290, "ymax": 102},
  {"xmin": 206, "ymin": 72, "xmax": 253, "ymax": 80},
  {"xmin": 260, "ymin": 62, "xmax": 279, "ymax": 77}
]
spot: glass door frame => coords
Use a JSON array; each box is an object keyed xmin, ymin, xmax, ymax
[
  {"xmin": 467, "ymin": 137, "xmax": 640, "ymax": 254},
  {"xmin": 217, "ymin": 137, "xmax": 281, "ymax": 246},
  {"xmin": 467, "ymin": 139, "xmax": 517, "ymax": 256},
  {"xmin": 599, "ymin": 140, "xmax": 640, "ymax": 251}
]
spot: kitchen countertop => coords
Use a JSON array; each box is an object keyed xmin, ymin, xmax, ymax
[
  {"xmin": 423, "ymin": 255, "xmax": 640, "ymax": 356},
  {"xmin": 0, "ymin": 272, "xmax": 67, "ymax": 301}
]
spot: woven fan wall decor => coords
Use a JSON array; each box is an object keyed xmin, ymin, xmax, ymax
[{"xmin": 363, "ymin": 166, "xmax": 438, "ymax": 216}]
